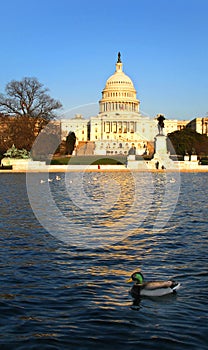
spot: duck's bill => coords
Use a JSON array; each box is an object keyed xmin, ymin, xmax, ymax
[{"xmin": 126, "ymin": 277, "xmax": 133, "ymax": 283}]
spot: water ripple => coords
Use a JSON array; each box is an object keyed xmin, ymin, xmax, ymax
[{"xmin": 0, "ymin": 172, "xmax": 207, "ymax": 349}]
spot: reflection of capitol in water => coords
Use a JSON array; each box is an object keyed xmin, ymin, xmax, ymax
[{"xmin": 61, "ymin": 53, "xmax": 187, "ymax": 156}]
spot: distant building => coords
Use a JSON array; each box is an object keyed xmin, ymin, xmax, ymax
[
  {"xmin": 186, "ymin": 117, "xmax": 208, "ymax": 136},
  {"xmin": 177, "ymin": 120, "xmax": 190, "ymax": 131},
  {"xmin": 61, "ymin": 114, "xmax": 89, "ymax": 143}
]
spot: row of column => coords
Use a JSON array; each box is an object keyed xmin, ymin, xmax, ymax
[
  {"xmin": 103, "ymin": 121, "xmax": 136, "ymax": 134},
  {"xmin": 202, "ymin": 120, "xmax": 208, "ymax": 135},
  {"xmin": 100, "ymin": 102, "xmax": 138, "ymax": 113}
]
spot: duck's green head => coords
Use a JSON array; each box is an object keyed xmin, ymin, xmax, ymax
[{"xmin": 128, "ymin": 272, "xmax": 144, "ymax": 284}]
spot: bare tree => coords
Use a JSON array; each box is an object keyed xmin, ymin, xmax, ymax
[
  {"xmin": 0, "ymin": 78, "xmax": 62, "ymax": 155},
  {"xmin": 0, "ymin": 77, "xmax": 62, "ymax": 120}
]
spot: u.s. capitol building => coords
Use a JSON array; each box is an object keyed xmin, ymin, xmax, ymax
[{"xmin": 60, "ymin": 53, "xmax": 189, "ymax": 156}]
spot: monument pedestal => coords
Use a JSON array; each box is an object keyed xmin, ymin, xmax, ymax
[
  {"xmin": 154, "ymin": 135, "xmax": 168, "ymax": 155},
  {"xmin": 150, "ymin": 135, "xmax": 176, "ymax": 170}
]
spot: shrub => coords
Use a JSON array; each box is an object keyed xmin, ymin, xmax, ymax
[{"xmin": 4, "ymin": 144, "xmax": 30, "ymax": 159}]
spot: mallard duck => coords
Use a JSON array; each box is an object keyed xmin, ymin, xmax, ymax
[{"xmin": 128, "ymin": 272, "xmax": 180, "ymax": 298}]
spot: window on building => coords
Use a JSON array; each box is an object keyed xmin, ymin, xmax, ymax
[
  {"xmin": 118, "ymin": 122, "xmax": 122, "ymax": 133},
  {"xmin": 105, "ymin": 122, "xmax": 110, "ymax": 133},
  {"xmin": 130, "ymin": 122, "xmax": 134, "ymax": 133},
  {"xmin": 123, "ymin": 122, "xmax": 127, "ymax": 133},
  {"xmin": 112, "ymin": 122, "xmax": 117, "ymax": 133}
]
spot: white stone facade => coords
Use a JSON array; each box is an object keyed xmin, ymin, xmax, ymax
[
  {"xmin": 186, "ymin": 117, "xmax": 208, "ymax": 136},
  {"xmin": 60, "ymin": 54, "xmax": 191, "ymax": 155},
  {"xmin": 61, "ymin": 114, "xmax": 89, "ymax": 142}
]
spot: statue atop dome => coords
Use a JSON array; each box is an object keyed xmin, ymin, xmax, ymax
[{"xmin": 117, "ymin": 52, "xmax": 122, "ymax": 63}]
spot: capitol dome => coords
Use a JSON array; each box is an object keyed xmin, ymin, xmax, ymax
[{"xmin": 99, "ymin": 53, "xmax": 140, "ymax": 115}]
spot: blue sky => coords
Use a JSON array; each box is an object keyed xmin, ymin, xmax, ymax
[{"xmin": 0, "ymin": 0, "xmax": 208, "ymax": 120}]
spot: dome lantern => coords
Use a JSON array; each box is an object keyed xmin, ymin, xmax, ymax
[{"xmin": 116, "ymin": 51, "xmax": 123, "ymax": 72}]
